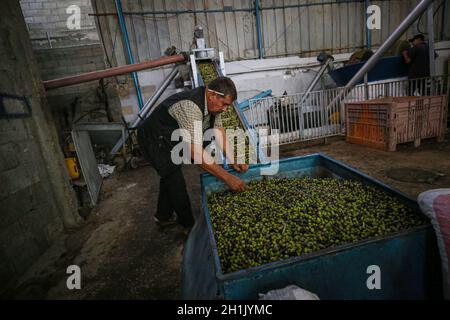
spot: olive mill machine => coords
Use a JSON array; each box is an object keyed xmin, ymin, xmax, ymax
[{"xmin": 188, "ymin": 26, "xmax": 265, "ymax": 165}]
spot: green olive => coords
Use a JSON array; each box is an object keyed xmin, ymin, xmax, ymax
[{"xmin": 208, "ymin": 177, "xmax": 426, "ymax": 273}]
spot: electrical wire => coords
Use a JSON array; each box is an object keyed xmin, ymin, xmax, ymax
[
  {"xmin": 72, "ymin": 108, "xmax": 108, "ymax": 124},
  {"xmin": 134, "ymin": 13, "xmax": 179, "ymax": 21},
  {"xmin": 416, "ymin": 0, "xmax": 445, "ymax": 36},
  {"xmin": 175, "ymin": 0, "xmax": 241, "ymax": 59},
  {"xmin": 92, "ymin": 0, "xmax": 120, "ymax": 85}
]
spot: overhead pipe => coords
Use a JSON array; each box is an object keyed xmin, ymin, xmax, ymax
[
  {"xmin": 43, "ymin": 54, "xmax": 186, "ymax": 90},
  {"xmin": 259, "ymin": 0, "xmax": 363, "ymax": 11},
  {"xmin": 255, "ymin": 0, "xmax": 264, "ymax": 59},
  {"xmin": 365, "ymin": 0, "xmax": 372, "ymax": 50},
  {"xmin": 328, "ymin": 0, "xmax": 434, "ymax": 108},
  {"xmin": 88, "ymin": 0, "xmax": 364, "ymax": 16},
  {"xmin": 131, "ymin": 67, "xmax": 180, "ymax": 126},
  {"xmin": 89, "ymin": 8, "xmax": 252, "ymax": 16},
  {"xmin": 115, "ymin": 0, "xmax": 144, "ymax": 110},
  {"xmin": 427, "ymin": 3, "xmax": 436, "ymax": 77},
  {"xmin": 110, "ymin": 67, "xmax": 179, "ymax": 155},
  {"xmin": 364, "ymin": 0, "xmax": 372, "ymax": 99},
  {"xmin": 442, "ymin": 0, "xmax": 449, "ymax": 41},
  {"xmin": 300, "ymin": 56, "xmax": 334, "ymax": 105}
]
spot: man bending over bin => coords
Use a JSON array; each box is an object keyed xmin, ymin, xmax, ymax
[{"xmin": 137, "ymin": 77, "xmax": 248, "ymax": 229}]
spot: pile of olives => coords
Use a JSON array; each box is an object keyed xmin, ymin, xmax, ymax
[
  {"xmin": 198, "ymin": 62, "xmax": 217, "ymax": 86},
  {"xmin": 198, "ymin": 61, "xmax": 255, "ymax": 164},
  {"xmin": 208, "ymin": 177, "xmax": 426, "ymax": 274}
]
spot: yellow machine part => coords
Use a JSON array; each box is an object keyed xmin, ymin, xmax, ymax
[{"xmin": 65, "ymin": 157, "xmax": 80, "ymax": 180}]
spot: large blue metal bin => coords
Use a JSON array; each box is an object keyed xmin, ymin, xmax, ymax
[
  {"xmin": 181, "ymin": 154, "xmax": 442, "ymax": 299},
  {"xmin": 329, "ymin": 56, "xmax": 409, "ymax": 86}
]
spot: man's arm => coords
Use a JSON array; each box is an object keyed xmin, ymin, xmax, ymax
[
  {"xmin": 190, "ymin": 143, "xmax": 245, "ymax": 192},
  {"xmin": 402, "ymin": 50, "xmax": 411, "ymax": 64},
  {"xmin": 212, "ymin": 127, "xmax": 248, "ymax": 173},
  {"xmin": 212, "ymin": 127, "xmax": 234, "ymax": 164},
  {"xmin": 407, "ymin": 47, "xmax": 417, "ymax": 64},
  {"xmin": 169, "ymin": 100, "xmax": 247, "ymax": 190}
]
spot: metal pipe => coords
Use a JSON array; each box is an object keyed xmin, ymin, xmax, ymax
[
  {"xmin": 133, "ymin": 67, "xmax": 179, "ymax": 124},
  {"xmin": 43, "ymin": 54, "xmax": 185, "ymax": 90},
  {"xmin": 365, "ymin": 0, "xmax": 372, "ymax": 50},
  {"xmin": 300, "ymin": 57, "xmax": 333, "ymax": 105},
  {"xmin": 89, "ymin": 0, "xmax": 364, "ymax": 17},
  {"xmin": 46, "ymin": 31, "xmax": 52, "ymax": 48},
  {"xmin": 260, "ymin": 0, "xmax": 362, "ymax": 11},
  {"xmin": 331, "ymin": 0, "xmax": 434, "ymax": 105},
  {"xmin": 427, "ymin": 3, "xmax": 436, "ymax": 77},
  {"xmin": 255, "ymin": 0, "xmax": 264, "ymax": 59},
  {"xmin": 115, "ymin": 0, "xmax": 144, "ymax": 110},
  {"xmin": 443, "ymin": 0, "xmax": 449, "ymax": 41},
  {"xmin": 89, "ymin": 8, "xmax": 253, "ymax": 16},
  {"xmin": 110, "ymin": 67, "xmax": 179, "ymax": 154}
]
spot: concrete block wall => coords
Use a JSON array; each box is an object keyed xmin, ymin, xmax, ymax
[
  {"xmin": 1, "ymin": 0, "xmax": 82, "ymax": 294},
  {"xmin": 34, "ymin": 44, "xmax": 123, "ymax": 133},
  {"xmin": 19, "ymin": 0, "xmax": 124, "ymax": 140},
  {"xmin": 20, "ymin": 0, "xmax": 99, "ymax": 49},
  {"xmin": 0, "ymin": 120, "xmax": 65, "ymax": 290},
  {"xmin": 36, "ymin": 45, "xmax": 106, "ymax": 81},
  {"xmin": 18, "ymin": 0, "xmax": 167, "ymax": 127}
]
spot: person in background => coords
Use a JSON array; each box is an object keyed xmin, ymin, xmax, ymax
[
  {"xmin": 403, "ymin": 34, "xmax": 431, "ymax": 95},
  {"xmin": 397, "ymin": 39, "xmax": 412, "ymax": 64}
]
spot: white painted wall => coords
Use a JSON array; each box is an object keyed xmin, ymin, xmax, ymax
[
  {"xmin": 435, "ymin": 41, "xmax": 450, "ymax": 75},
  {"xmin": 120, "ymin": 43, "xmax": 450, "ymax": 124},
  {"xmin": 226, "ymin": 53, "xmax": 352, "ymax": 102}
]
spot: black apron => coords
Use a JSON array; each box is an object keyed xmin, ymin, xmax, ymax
[{"xmin": 137, "ymin": 87, "xmax": 215, "ymax": 175}]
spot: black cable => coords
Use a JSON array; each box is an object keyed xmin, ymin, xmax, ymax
[
  {"xmin": 416, "ymin": 0, "xmax": 445, "ymax": 36},
  {"xmin": 72, "ymin": 108, "xmax": 107, "ymax": 124},
  {"xmin": 92, "ymin": 1, "xmax": 113, "ymax": 68},
  {"xmin": 92, "ymin": 0, "xmax": 120, "ymax": 85}
]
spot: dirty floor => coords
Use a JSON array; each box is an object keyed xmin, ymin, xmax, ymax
[{"xmin": 5, "ymin": 134, "xmax": 450, "ymax": 299}]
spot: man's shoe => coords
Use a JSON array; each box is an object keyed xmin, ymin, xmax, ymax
[{"xmin": 154, "ymin": 214, "xmax": 178, "ymax": 227}]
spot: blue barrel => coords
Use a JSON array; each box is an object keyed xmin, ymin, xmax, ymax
[
  {"xmin": 329, "ymin": 56, "xmax": 409, "ymax": 86},
  {"xmin": 181, "ymin": 153, "xmax": 442, "ymax": 299}
]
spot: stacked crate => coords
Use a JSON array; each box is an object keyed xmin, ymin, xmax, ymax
[{"xmin": 345, "ymin": 96, "xmax": 447, "ymax": 151}]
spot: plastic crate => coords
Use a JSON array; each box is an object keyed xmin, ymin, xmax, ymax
[{"xmin": 345, "ymin": 96, "xmax": 447, "ymax": 151}]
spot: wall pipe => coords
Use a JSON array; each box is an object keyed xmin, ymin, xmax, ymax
[
  {"xmin": 255, "ymin": 0, "xmax": 264, "ymax": 59},
  {"xmin": 300, "ymin": 57, "xmax": 334, "ymax": 105},
  {"xmin": 442, "ymin": 0, "xmax": 449, "ymax": 41},
  {"xmin": 365, "ymin": 0, "xmax": 372, "ymax": 50},
  {"xmin": 43, "ymin": 54, "xmax": 185, "ymax": 90},
  {"xmin": 110, "ymin": 67, "xmax": 179, "ymax": 155},
  {"xmin": 88, "ymin": 0, "xmax": 367, "ymax": 17},
  {"xmin": 89, "ymin": 8, "xmax": 252, "ymax": 16},
  {"xmin": 328, "ymin": 0, "xmax": 434, "ymax": 108},
  {"xmin": 427, "ymin": 3, "xmax": 436, "ymax": 77},
  {"xmin": 259, "ymin": 0, "xmax": 366, "ymax": 11},
  {"xmin": 131, "ymin": 67, "xmax": 180, "ymax": 125},
  {"xmin": 115, "ymin": 0, "xmax": 144, "ymax": 110}
]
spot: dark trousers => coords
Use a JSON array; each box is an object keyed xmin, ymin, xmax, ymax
[
  {"xmin": 137, "ymin": 131, "xmax": 194, "ymax": 228},
  {"xmin": 408, "ymin": 78, "xmax": 431, "ymax": 96},
  {"xmin": 156, "ymin": 166, "xmax": 194, "ymax": 227}
]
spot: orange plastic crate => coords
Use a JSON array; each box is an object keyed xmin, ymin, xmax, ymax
[{"xmin": 345, "ymin": 96, "xmax": 447, "ymax": 151}]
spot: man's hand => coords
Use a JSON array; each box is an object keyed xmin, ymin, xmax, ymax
[
  {"xmin": 225, "ymin": 174, "xmax": 246, "ymax": 192},
  {"xmin": 189, "ymin": 142, "xmax": 247, "ymax": 192},
  {"xmin": 231, "ymin": 163, "xmax": 249, "ymax": 173},
  {"xmin": 402, "ymin": 50, "xmax": 411, "ymax": 64}
]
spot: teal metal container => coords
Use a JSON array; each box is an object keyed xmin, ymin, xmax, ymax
[{"xmin": 181, "ymin": 153, "xmax": 442, "ymax": 299}]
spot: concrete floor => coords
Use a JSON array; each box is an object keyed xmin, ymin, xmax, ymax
[{"xmin": 5, "ymin": 133, "xmax": 450, "ymax": 299}]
